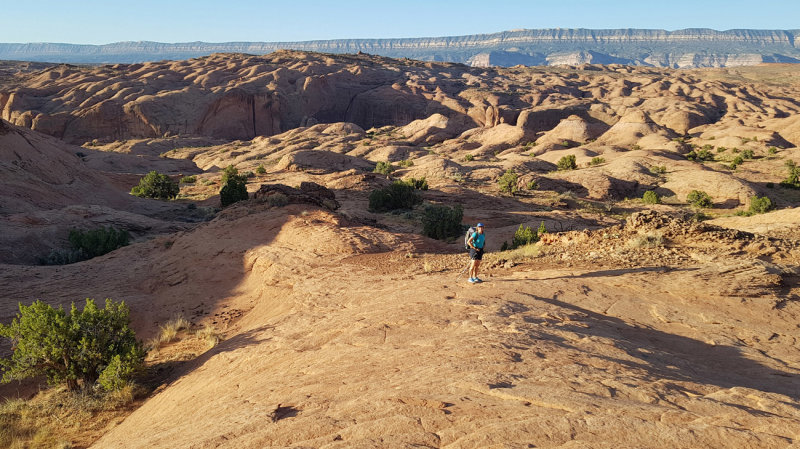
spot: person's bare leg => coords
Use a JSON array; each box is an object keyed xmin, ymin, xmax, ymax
[
  {"xmin": 474, "ymin": 260, "xmax": 482, "ymax": 280},
  {"xmin": 468, "ymin": 260, "xmax": 476, "ymax": 279}
]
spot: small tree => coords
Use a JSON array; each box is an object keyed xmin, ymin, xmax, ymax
[
  {"xmin": 220, "ymin": 165, "xmax": 248, "ymax": 207},
  {"xmin": 511, "ymin": 224, "xmax": 538, "ymax": 249},
  {"xmin": 687, "ymin": 190, "xmax": 713, "ymax": 208},
  {"xmin": 537, "ymin": 221, "xmax": 547, "ymax": 237},
  {"xmin": 557, "ymin": 155, "xmax": 577, "ymax": 171},
  {"xmin": 421, "ymin": 204, "xmax": 463, "ymax": 240},
  {"xmin": 498, "ymin": 169, "xmax": 519, "ymax": 195},
  {"xmin": 255, "ymin": 164, "xmax": 267, "ymax": 175},
  {"xmin": 642, "ymin": 190, "xmax": 660, "ymax": 205},
  {"xmin": 0, "ymin": 299, "xmax": 143, "ymax": 391},
  {"xmin": 781, "ymin": 160, "xmax": 800, "ymax": 188},
  {"xmin": 131, "ymin": 171, "xmax": 179, "ymax": 199}
]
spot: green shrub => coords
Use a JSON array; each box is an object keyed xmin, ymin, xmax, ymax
[
  {"xmin": 373, "ymin": 161, "xmax": 395, "ymax": 175},
  {"xmin": 0, "ymin": 299, "xmax": 144, "ymax": 391},
  {"xmin": 589, "ymin": 157, "xmax": 605, "ymax": 166},
  {"xmin": 729, "ymin": 155, "xmax": 745, "ymax": 169},
  {"xmin": 642, "ymin": 190, "xmax": 660, "ymax": 204},
  {"xmin": 368, "ymin": 181, "xmax": 422, "ymax": 212},
  {"xmin": 650, "ymin": 165, "xmax": 667, "ymax": 175},
  {"xmin": 632, "ymin": 144, "xmax": 642, "ymax": 151},
  {"xmin": 463, "ymin": 153, "xmax": 474, "ymax": 162},
  {"xmin": 687, "ymin": 190, "xmax": 713, "ymax": 208},
  {"xmin": 526, "ymin": 179, "xmax": 538, "ymax": 190},
  {"xmin": 716, "ymin": 146, "xmax": 728, "ymax": 153},
  {"xmin": 398, "ymin": 159, "xmax": 414, "ymax": 168},
  {"xmin": 537, "ymin": 221, "xmax": 547, "ymax": 237},
  {"xmin": 511, "ymin": 224, "xmax": 539, "ymax": 249},
  {"xmin": 498, "ymin": 169, "xmax": 519, "ymax": 195},
  {"xmin": 768, "ymin": 147, "xmax": 778, "ymax": 155},
  {"xmin": 781, "ymin": 160, "xmax": 800, "ymax": 188},
  {"xmin": 686, "ymin": 148, "xmax": 714, "ymax": 162},
  {"xmin": 69, "ymin": 227, "xmax": 130, "ymax": 259},
  {"xmin": 748, "ymin": 195, "xmax": 773, "ymax": 215},
  {"xmin": 266, "ymin": 193, "xmax": 288, "ymax": 207},
  {"xmin": 421, "ymin": 204, "xmax": 463, "ymax": 240},
  {"xmin": 131, "ymin": 171, "xmax": 179, "ymax": 199},
  {"xmin": 557, "ymin": 155, "xmax": 577, "ymax": 171},
  {"xmin": 219, "ymin": 166, "xmax": 249, "ymax": 207},
  {"xmin": 402, "ymin": 177, "xmax": 428, "ymax": 190},
  {"xmin": 741, "ymin": 149, "xmax": 755, "ymax": 160},
  {"xmin": 180, "ymin": 175, "xmax": 196, "ymax": 184},
  {"xmin": 255, "ymin": 164, "xmax": 267, "ymax": 174}
]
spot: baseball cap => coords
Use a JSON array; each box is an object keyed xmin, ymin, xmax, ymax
[{"xmin": 476, "ymin": 222, "xmax": 484, "ymax": 227}]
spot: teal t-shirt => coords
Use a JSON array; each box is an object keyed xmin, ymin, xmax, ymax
[{"xmin": 471, "ymin": 232, "xmax": 485, "ymax": 249}]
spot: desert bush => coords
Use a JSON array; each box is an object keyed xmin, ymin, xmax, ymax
[
  {"xmin": 70, "ymin": 227, "xmax": 130, "ymax": 259},
  {"xmin": 768, "ymin": 147, "xmax": 778, "ymax": 155},
  {"xmin": 649, "ymin": 165, "xmax": 667, "ymax": 175},
  {"xmin": 131, "ymin": 171, "xmax": 179, "ymax": 199},
  {"xmin": 743, "ymin": 195, "xmax": 773, "ymax": 215},
  {"xmin": 526, "ymin": 179, "xmax": 538, "ymax": 190},
  {"xmin": 42, "ymin": 227, "xmax": 130, "ymax": 265},
  {"xmin": 716, "ymin": 146, "xmax": 727, "ymax": 153},
  {"xmin": 402, "ymin": 177, "xmax": 428, "ymax": 190},
  {"xmin": 687, "ymin": 190, "xmax": 713, "ymax": 208},
  {"xmin": 642, "ymin": 190, "xmax": 660, "ymax": 204},
  {"xmin": 729, "ymin": 155, "xmax": 745, "ymax": 169},
  {"xmin": 255, "ymin": 164, "xmax": 267, "ymax": 174},
  {"xmin": 556, "ymin": 155, "xmax": 577, "ymax": 171},
  {"xmin": 498, "ymin": 169, "xmax": 519, "ymax": 195},
  {"xmin": 421, "ymin": 204, "xmax": 463, "ymax": 240},
  {"xmin": 589, "ymin": 156, "xmax": 605, "ymax": 166},
  {"xmin": 373, "ymin": 161, "xmax": 395, "ymax": 175},
  {"xmin": 266, "ymin": 193, "xmax": 289, "ymax": 207},
  {"xmin": 368, "ymin": 181, "xmax": 422, "ymax": 212},
  {"xmin": 510, "ymin": 223, "xmax": 543, "ymax": 249},
  {"xmin": 0, "ymin": 299, "xmax": 143, "ymax": 391},
  {"xmin": 146, "ymin": 316, "xmax": 190, "ymax": 352},
  {"xmin": 631, "ymin": 144, "xmax": 642, "ymax": 151},
  {"xmin": 686, "ymin": 148, "xmax": 714, "ymax": 162},
  {"xmin": 180, "ymin": 175, "xmax": 197, "ymax": 184},
  {"xmin": 741, "ymin": 149, "xmax": 755, "ymax": 159},
  {"xmin": 463, "ymin": 153, "xmax": 474, "ymax": 162},
  {"xmin": 781, "ymin": 160, "xmax": 800, "ymax": 188},
  {"xmin": 398, "ymin": 159, "xmax": 414, "ymax": 168},
  {"xmin": 219, "ymin": 165, "xmax": 248, "ymax": 207}
]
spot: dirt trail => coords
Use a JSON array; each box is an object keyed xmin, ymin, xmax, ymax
[{"xmin": 81, "ymin": 207, "xmax": 800, "ymax": 448}]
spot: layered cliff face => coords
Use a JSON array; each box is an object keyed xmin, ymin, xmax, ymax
[{"xmin": 1, "ymin": 28, "xmax": 799, "ymax": 67}]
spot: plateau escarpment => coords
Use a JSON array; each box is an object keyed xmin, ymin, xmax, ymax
[{"xmin": 1, "ymin": 28, "xmax": 800, "ymax": 67}]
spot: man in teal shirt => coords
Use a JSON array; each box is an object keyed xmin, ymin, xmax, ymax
[{"xmin": 466, "ymin": 223, "xmax": 485, "ymax": 283}]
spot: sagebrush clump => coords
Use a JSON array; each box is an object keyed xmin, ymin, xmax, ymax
[
  {"xmin": 41, "ymin": 227, "xmax": 130, "ymax": 265},
  {"xmin": 782, "ymin": 160, "xmax": 800, "ymax": 188},
  {"xmin": 373, "ymin": 161, "xmax": 394, "ymax": 175}
]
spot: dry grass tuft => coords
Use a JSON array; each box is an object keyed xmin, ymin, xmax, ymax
[
  {"xmin": 147, "ymin": 316, "xmax": 191, "ymax": 352},
  {"xmin": 500, "ymin": 242, "xmax": 542, "ymax": 263},
  {"xmin": 0, "ymin": 384, "xmax": 145, "ymax": 449},
  {"xmin": 194, "ymin": 325, "xmax": 220, "ymax": 349}
]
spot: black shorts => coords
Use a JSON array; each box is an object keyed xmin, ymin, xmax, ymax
[{"xmin": 469, "ymin": 248, "xmax": 484, "ymax": 260}]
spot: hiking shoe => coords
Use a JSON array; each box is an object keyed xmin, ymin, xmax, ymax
[
  {"xmin": 474, "ymin": 277, "xmax": 483, "ymax": 283},
  {"xmin": 468, "ymin": 277, "xmax": 477, "ymax": 283}
]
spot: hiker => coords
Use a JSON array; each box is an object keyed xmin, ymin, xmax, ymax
[{"xmin": 466, "ymin": 223, "xmax": 485, "ymax": 283}]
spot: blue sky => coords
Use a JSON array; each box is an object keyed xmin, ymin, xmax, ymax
[{"xmin": 5, "ymin": 0, "xmax": 798, "ymax": 44}]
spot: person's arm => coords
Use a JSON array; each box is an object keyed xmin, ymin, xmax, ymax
[{"xmin": 467, "ymin": 234, "xmax": 476, "ymax": 249}]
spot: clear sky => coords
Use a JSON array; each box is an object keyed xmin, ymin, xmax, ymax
[{"xmin": 4, "ymin": 0, "xmax": 798, "ymax": 44}]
